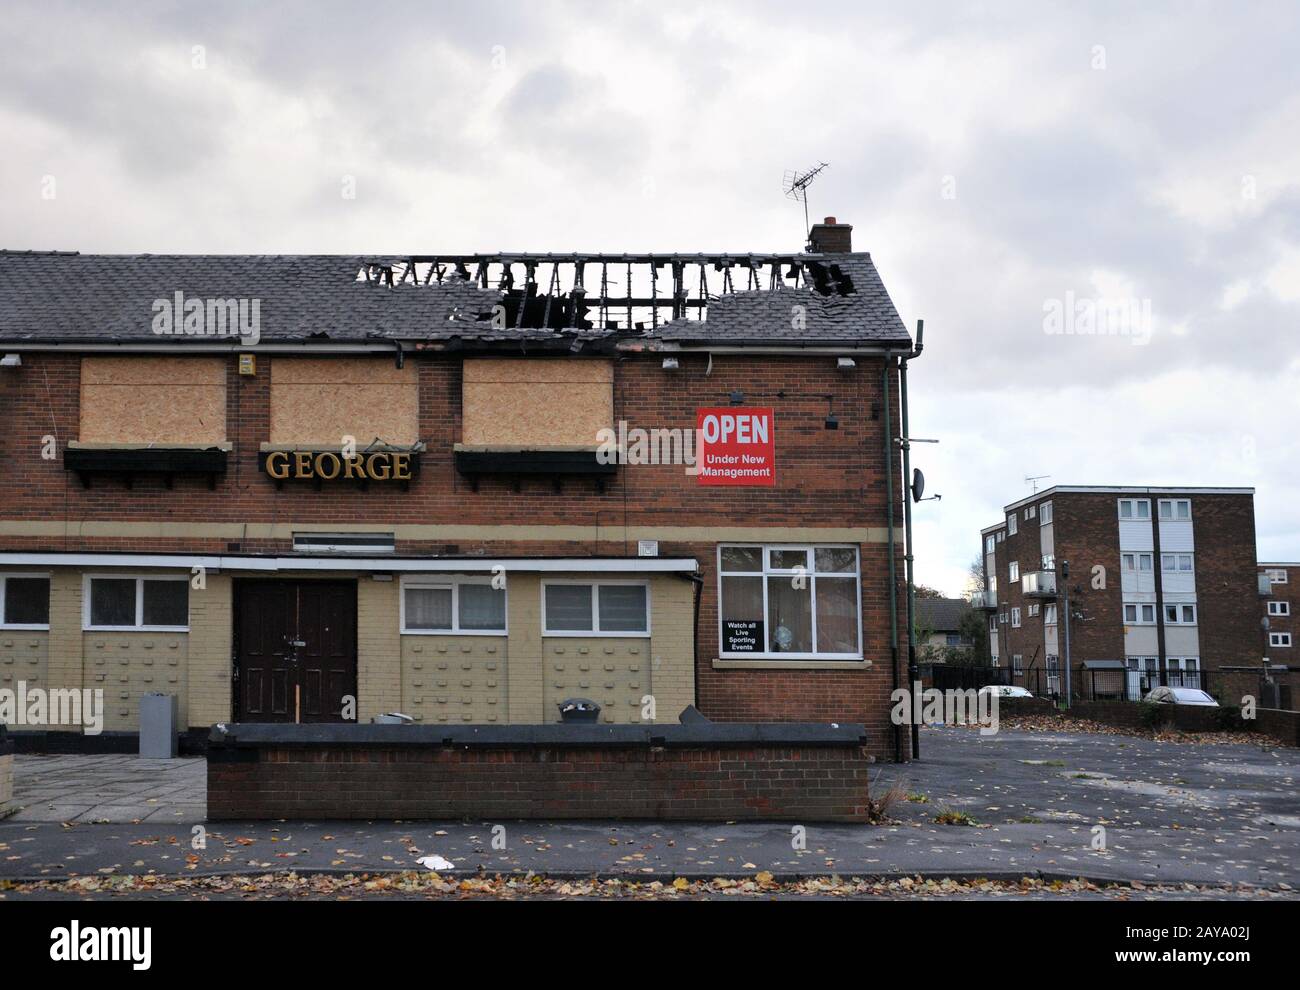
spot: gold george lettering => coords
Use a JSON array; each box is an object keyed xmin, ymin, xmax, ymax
[
  {"xmin": 265, "ymin": 450, "xmax": 289, "ymax": 480},
  {"xmin": 366, "ymin": 452, "xmax": 391, "ymax": 480},
  {"xmin": 315, "ymin": 452, "xmax": 341, "ymax": 479},
  {"xmin": 343, "ymin": 455, "xmax": 365, "ymax": 479},
  {"xmin": 294, "ymin": 451, "xmax": 314, "ymax": 479},
  {"xmin": 391, "ymin": 452, "xmax": 411, "ymax": 481}
]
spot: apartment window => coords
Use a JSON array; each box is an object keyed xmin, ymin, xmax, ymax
[
  {"xmin": 1124, "ymin": 603, "xmax": 1156, "ymax": 625},
  {"xmin": 1163, "ymin": 604, "xmax": 1197, "ymax": 625},
  {"xmin": 1012, "ymin": 654, "xmax": 1024, "ymax": 673},
  {"xmin": 996, "ymin": 531, "xmax": 1005, "ymax": 543},
  {"xmin": 402, "ymin": 577, "xmax": 507, "ymax": 634},
  {"xmin": 1158, "ymin": 499, "xmax": 1191, "ymax": 520},
  {"xmin": 717, "ymin": 545, "xmax": 860, "ymax": 659},
  {"xmin": 1011, "ymin": 607, "xmax": 1021, "ymax": 628},
  {"xmin": 1028, "ymin": 603, "xmax": 1040, "ymax": 617},
  {"xmin": 1161, "ymin": 553, "xmax": 1193, "ymax": 572},
  {"xmin": 1268, "ymin": 600, "xmax": 1291, "ymax": 617},
  {"xmin": 1265, "ymin": 568, "xmax": 1288, "ymax": 584},
  {"xmin": 0, "ymin": 574, "xmax": 50, "ymax": 629},
  {"xmin": 1121, "ymin": 553, "xmax": 1153, "ymax": 572},
  {"xmin": 1041, "ymin": 553, "xmax": 1056, "ymax": 570},
  {"xmin": 84, "ymin": 576, "xmax": 189, "ymax": 630},
  {"xmin": 1009, "ymin": 561, "xmax": 1020, "ymax": 582},
  {"xmin": 1007, "ymin": 514, "xmax": 1018, "ymax": 535},
  {"xmin": 989, "ymin": 616, "xmax": 997, "ymax": 633},
  {"xmin": 985, "ymin": 535, "xmax": 996, "ymax": 554},
  {"xmin": 1025, "ymin": 505, "xmax": 1036, "ymax": 520},
  {"xmin": 544, "ymin": 580, "xmax": 649, "ymax": 637},
  {"xmin": 999, "ymin": 612, "xmax": 1008, "ymax": 625},
  {"xmin": 1118, "ymin": 498, "xmax": 1150, "ymax": 520},
  {"xmin": 1269, "ymin": 632, "xmax": 1292, "ymax": 648},
  {"xmin": 989, "ymin": 575, "xmax": 998, "ymax": 595},
  {"xmin": 1044, "ymin": 604, "xmax": 1057, "ymax": 625},
  {"xmin": 1039, "ymin": 502, "xmax": 1053, "ymax": 525}
]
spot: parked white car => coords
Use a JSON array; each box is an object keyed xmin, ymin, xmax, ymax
[
  {"xmin": 977, "ymin": 685, "xmax": 1034, "ymax": 699},
  {"xmin": 1142, "ymin": 686, "xmax": 1219, "ymax": 707}
]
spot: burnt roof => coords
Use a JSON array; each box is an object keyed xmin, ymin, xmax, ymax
[{"xmin": 0, "ymin": 250, "xmax": 911, "ymax": 349}]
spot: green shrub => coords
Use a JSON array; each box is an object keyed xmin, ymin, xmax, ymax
[{"xmin": 1137, "ymin": 701, "xmax": 1168, "ymax": 730}]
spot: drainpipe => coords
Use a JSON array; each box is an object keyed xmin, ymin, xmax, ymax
[
  {"xmin": 882, "ymin": 329, "xmax": 926, "ymax": 763},
  {"xmin": 882, "ymin": 358, "xmax": 901, "ymax": 763},
  {"xmin": 900, "ymin": 321, "xmax": 924, "ymax": 759}
]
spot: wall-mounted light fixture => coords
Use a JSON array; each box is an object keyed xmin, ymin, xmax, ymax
[
  {"xmin": 836, "ymin": 356, "xmax": 856, "ymax": 370},
  {"xmin": 661, "ymin": 357, "xmax": 679, "ymax": 370},
  {"xmin": 729, "ymin": 389, "xmax": 745, "ymax": 405},
  {"xmin": 0, "ymin": 354, "xmax": 21, "ymax": 368}
]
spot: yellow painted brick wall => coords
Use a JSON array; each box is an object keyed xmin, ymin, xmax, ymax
[
  {"xmin": 647, "ymin": 575, "xmax": 698, "ymax": 723},
  {"xmin": 0, "ymin": 753, "xmax": 13, "ymax": 818},
  {"xmin": 187, "ymin": 573, "xmax": 232, "ymax": 728},
  {"xmin": 0, "ymin": 630, "xmax": 48, "ymax": 708},
  {"xmin": 506, "ymin": 573, "xmax": 544, "ymax": 722},
  {"xmin": 357, "ymin": 577, "xmax": 402, "ymax": 720},
  {"xmin": 84, "ymin": 631, "xmax": 188, "ymax": 731},
  {"xmin": 46, "ymin": 572, "xmax": 84, "ymax": 729},
  {"xmin": 401, "ymin": 636, "xmax": 508, "ymax": 723}
]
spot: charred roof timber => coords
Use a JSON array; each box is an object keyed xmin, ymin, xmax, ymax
[{"xmin": 357, "ymin": 254, "xmax": 860, "ymax": 332}]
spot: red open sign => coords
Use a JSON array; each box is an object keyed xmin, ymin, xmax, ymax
[{"xmin": 695, "ymin": 408, "xmax": 775, "ymax": 486}]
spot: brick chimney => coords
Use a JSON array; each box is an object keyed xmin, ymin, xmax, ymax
[{"xmin": 808, "ymin": 216, "xmax": 853, "ymax": 253}]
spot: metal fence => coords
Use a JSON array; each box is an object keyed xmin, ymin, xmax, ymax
[{"xmin": 922, "ymin": 663, "xmax": 1215, "ymax": 703}]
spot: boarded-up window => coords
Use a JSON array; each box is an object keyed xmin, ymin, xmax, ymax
[
  {"xmin": 80, "ymin": 357, "xmax": 226, "ymax": 445},
  {"xmin": 462, "ymin": 359, "xmax": 612, "ymax": 448},
  {"xmin": 270, "ymin": 358, "xmax": 418, "ymax": 446}
]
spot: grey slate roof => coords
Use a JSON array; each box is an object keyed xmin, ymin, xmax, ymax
[
  {"xmin": 915, "ymin": 597, "xmax": 973, "ymax": 633},
  {"xmin": 0, "ymin": 250, "xmax": 910, "ymax": 348}
]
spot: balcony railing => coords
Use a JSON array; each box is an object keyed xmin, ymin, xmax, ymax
[
  {"xmin": 1021, "ymin": 570, "xmax": 1057, "ymax": 598},
  {"xmin": 970, "ymin": 590, "xmax": 998, "ymax": 610}
]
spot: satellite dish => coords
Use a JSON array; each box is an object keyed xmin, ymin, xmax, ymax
[{"xmin": 910, "ymin": 468, "xmax": 925, "ymax": 503}]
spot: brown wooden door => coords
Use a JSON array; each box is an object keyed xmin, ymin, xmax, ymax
[{"xmin": 235, "ymin": 580, "xmax": 357, "ymax": 723}]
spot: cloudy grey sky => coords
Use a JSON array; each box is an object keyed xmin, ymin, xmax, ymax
[{"xmin": 3, "ymin": 0, "xmax": 1298, "ymax": 594}]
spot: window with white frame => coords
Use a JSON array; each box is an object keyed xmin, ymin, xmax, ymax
[
  {"xmin": 1044, "ymin": 604, "xmax": 1057, "ymax": 625},
  {"xmin": 996, "ymin": 531, "xmax": 1005, "ymax": 543},
  {"xmin": 1122, "ymin": 552, "xmax": 1153, "ymax": 572},
  {"xmin": 1041, "ymin": 553, "xmax": 1056, "ymax": 570},
  {"xmin": 1265, "ymin": 568, "xmax": 1288, "ymax": 584},
  {"xmin": 1039, "ymin": 501, "xmax": 1053, "ymax": 525},
  {"xmin": 1158, "ymin": 498, "xmax": 1191, "ymax": 520},
  {"xmin": 402, "ymin": 577, "xmax": 507, "ymax": 634},
  {"xmin": 1124, "ymin": 603, "xmax": 1156, "ymax": 625},
  {"xmin": 1025, "ymin": 505, "xmax": 1036, "ymax": 520},
  {"xmin": 1007, "ymin": 514, "xmax": 1017, "ymax": 535},
  {"xmin": 716, "ymin": 546, "xmax": 860, "ymax": 659},
  {"xmin": 985, "ymin": 535, "xmax": 996, "ymax": 554},
  {"xmin": 84, "ymin": 575, "xmax": 188, "ymax": 630},
  {"xmin": 1118, "ymin": 498, "xmax": 1150, "ymax": 520},
  {"xmin": 0, "ymin": 574, "xmax": 50, "ymax": 629},
  {"xmin": 989, "ymin": 616, "xmax": 997, "ymax": 633},
  {"xmin": 544, "ymin": 580, "xmax": 649, "ymax": 637},
  {"xmin": 1009, "ymin": 561, "xmax": 1020, "ymax": 582},
  {"xmin": 1268, "ymin": 600, "xmax": 1290, "ymax": 616},
  {"xmin": 1028, "ymin": 603, "xmax": 1040, "ymax": 617},
  {"xmin": 1012, "ymin": 653, "xmax": 1024, "ymax": 672},
  {"xmin": 1161, "ymin": 553, "xmax": 1193, "ymax": 573},
  {"xmin": 1011, "ymin": 607, "xmax": 1021, "ymax": 628},
  {"xmin": 1270, "ymin": 632, "xmax": 1292, "ymax": 648},
  {"xmin": 1163, "ymin": 603, "xmax": 1197, "ymax": 625}
]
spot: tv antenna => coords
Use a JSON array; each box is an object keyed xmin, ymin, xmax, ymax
[
  {"xmin": 783, "ymin": 162, "xmax": 829, "ymax": 239},
  {"xmin": 1025, "ymin": 474, "xmax": 1051, "ymax": 493}
]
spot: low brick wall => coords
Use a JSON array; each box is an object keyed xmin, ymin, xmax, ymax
[
  {"xmin": 1066, "ymin": 700, "xmax": 1299, "ymax": 747},
  {"xmin": 997, "ymin": 698, "xmax": 1055, "ymax": 717},
  {"xmin": 1255, "ymin": 708, "xmax": 1300, "ymax": 747},
  {"xmin": 207, "ymin": 723, "xmax": 873, "ymax": 822}
]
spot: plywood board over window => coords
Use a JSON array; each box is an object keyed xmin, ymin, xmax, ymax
[
  {"xmin": 461, "ymin": 358, "xmax": 613, "ymax": 449},
  {"xmin": 270, "ymin": 358, "xmax": 418, "ymax": 447},
  {"xmin": 79, "ymin": 357, "xmax": 227, "ymax": 446}
]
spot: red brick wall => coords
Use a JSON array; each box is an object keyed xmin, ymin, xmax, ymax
[
  {"xmin": 0, "ymin": 351, "xmax": 909, "ymax": 756},
  {"xmin": 207, "ymin": 742, "xmax": 875, "ymax": 821}
]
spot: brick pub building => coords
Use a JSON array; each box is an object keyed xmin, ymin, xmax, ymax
[
  {"xmin": 976, "ymin": 486, "xmax": 1267, "ymax": 702},
  {"xmin": 0, "ymin": 220, "xmax": 920, "ymax": 766}
]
